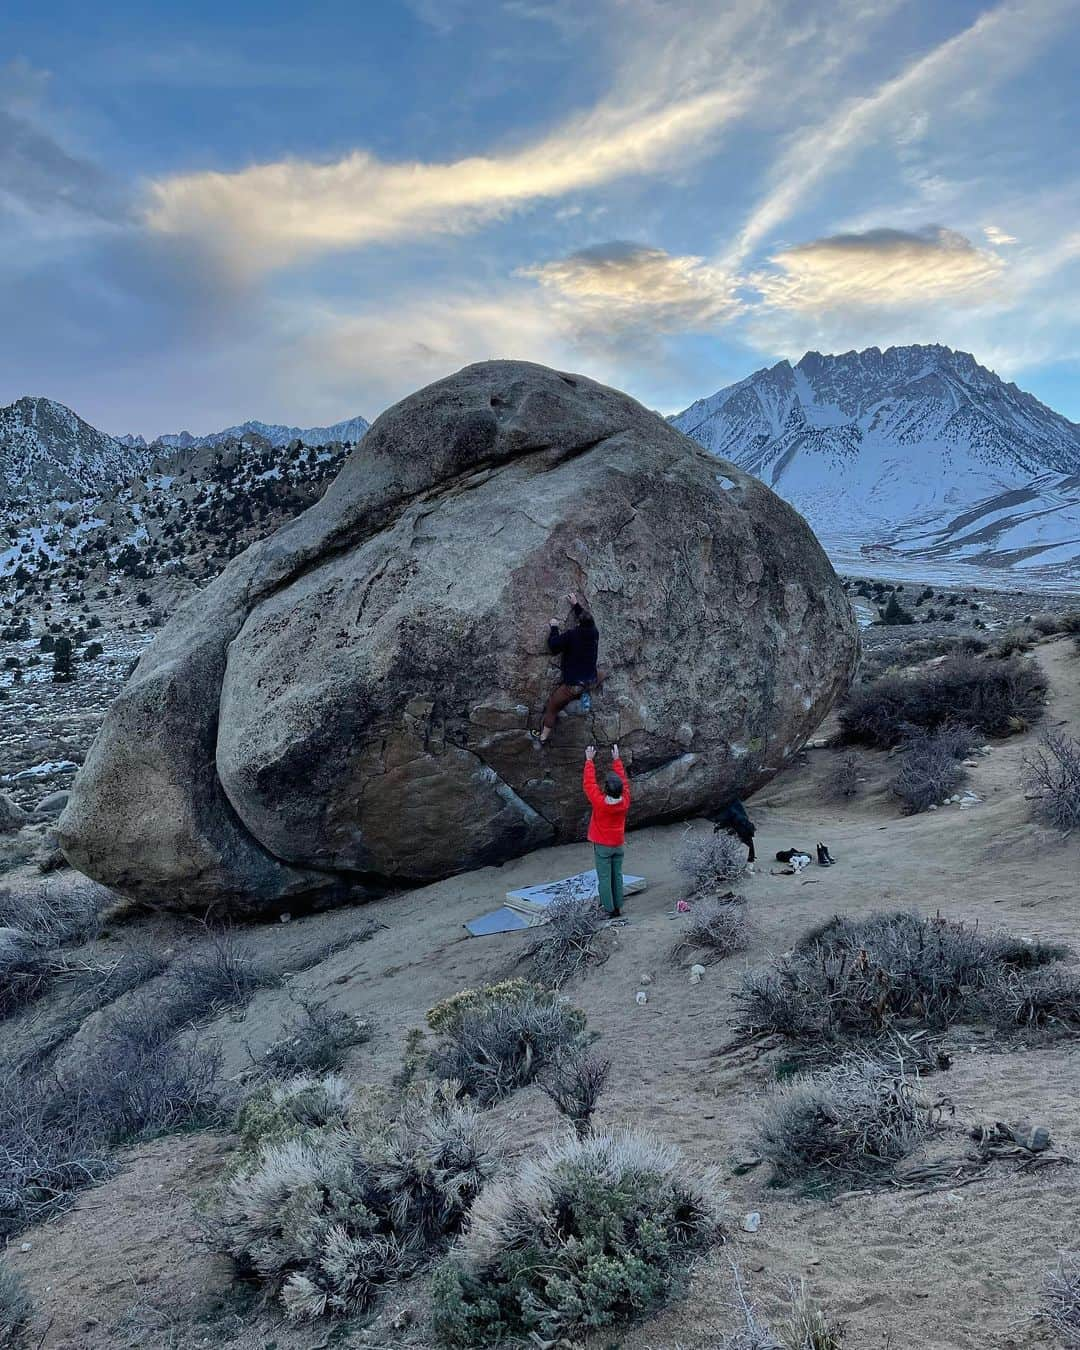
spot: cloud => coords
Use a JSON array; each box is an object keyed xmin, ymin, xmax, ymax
[
  {"xmin": 521, "ymin": 241, "xmax": 742, "ymax": 335},
  {"xmin": 984, "ymin": 224, "xmax": 1018, "ymax": 245},
  {"xmin": 725, "ymin": 0, "xmax": 1075, "ymax": 267},
  {"xmin": 752, "ymin": 226, "xmax": 1004, "ymax": 311},
  {"xmin": 143, "ymin": 82, "xmax": 748, "ymax": 272},
  {"xmin": 0, "ymin": 60, "xmax": 126, "ymax": 233}
]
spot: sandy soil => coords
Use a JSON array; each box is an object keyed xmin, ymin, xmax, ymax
[{"xmin": 8, "ymin": 637, "xmax": 1080, "ymax": 1349}]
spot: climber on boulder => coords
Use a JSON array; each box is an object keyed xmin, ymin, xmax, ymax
[{"xmin": 536, "ymin": 592, "xmax": 602, "ymax": 745}]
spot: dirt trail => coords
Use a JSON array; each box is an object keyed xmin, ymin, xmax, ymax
[{"xmin": 10, "ymin": 638, "xmax": 1080, "ymax": 1349}]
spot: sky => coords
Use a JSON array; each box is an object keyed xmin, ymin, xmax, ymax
[{"xmin": 2, "ymin": 0, "xmax": 1079, "ymax": 437}]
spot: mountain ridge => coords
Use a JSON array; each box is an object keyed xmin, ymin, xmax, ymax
[{"xmin": 672, "ymin": 344, "xmax": 1080, "ymax": 582}]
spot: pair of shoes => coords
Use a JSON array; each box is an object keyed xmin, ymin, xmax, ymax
[{"xmin": 817, "ymin": 842, "xmax": 836, "ymax": 866}]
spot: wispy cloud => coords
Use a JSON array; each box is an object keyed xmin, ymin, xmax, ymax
[
  {"xmin": 984, "ymin": 224, "xmax": 1019, "ymax": 246},
  {"xmin": 752, "ymin": 226, "xmax": 1005, "ymax": 311},
  {"xmin": 725, "ymin": 0, "xmax": 1075, "ymax": 268},
  {"xmin": 143, "ymin": 85, "xmax": 747, "ymax": 271}
]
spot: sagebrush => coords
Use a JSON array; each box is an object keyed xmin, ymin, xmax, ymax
[
  {"xmin": 736, "ymin": 910, "xmax": 1075, "ymax": 1045},
  {"xmin": 539, "ymin": 1049, "xmax": 610, "ymax": 1138},
  {"xmin": 838, "ymin": 654, "xmax": 1047, "ymax": 748},
  {"xmin": 0, "ymin": 1258, "xmax": 31, "ymax": 1347},
  {"xmin": 1042, "ymin": 1253, "xmax": 1080, "ymax": 1348},
  {"xmin": 217, "ymin": 1080, "xmax": 504, "ymax": 1320},
  {"xmin": 671, "ymin": 897, "xmax": 748, "ymax": 965},
  {"xmin": 674, "ymin": 828, "xmax": 747, "ymax": 893},
  {"xmin": 1024, "ymin": 731, "xmax": 1080, "ymax": 834},
  {"xmin": 431, "ymin": 1128, "xmax": 724, "ymax": 1346},
  {"xmin": 524, "ymin": 895, "xmax": 606, "ymax": 988},
  {"xmin": 257, "ymin": 999, "xmax": 372, "ymax": 1078},
  {"xmin": 759, "ymin": 1057, "xmax": 941, "ymax": 1186},
  {"xmin": 888, "ymin": 725, "xmax": 976, "ymax": 814},
  {"xmin": 428, "ymin": 982, "xmax": 588, "ymax": 1104}
]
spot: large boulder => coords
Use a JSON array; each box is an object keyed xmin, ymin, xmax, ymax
[{"xmin": 59, "ymin": 362, "xmax": 858, "ymax": 915}]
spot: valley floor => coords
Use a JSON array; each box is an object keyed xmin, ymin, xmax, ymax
[{"xmin": 5, "ymin": 641, "xmax": 1080, "ymax": 1349}]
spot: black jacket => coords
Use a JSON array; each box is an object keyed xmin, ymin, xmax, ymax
[{"xmin": 548, "ymin": 603, "xmax": 599, "ymax": 686}]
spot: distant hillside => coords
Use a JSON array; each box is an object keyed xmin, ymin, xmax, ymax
[{"xmin": 673, "ymin": 344, "xmax": 1080, "ymax": 585}]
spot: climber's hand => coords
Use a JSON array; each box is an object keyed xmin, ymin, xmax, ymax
[
  {"xmin": 585, "ymin": 745, "xmax": 596, "ymax": 762},
  {"xmin": 611, "ymin": 743, "xmax": 619, "ymax": 760},
  {"xmin": 549, "ymin": 618, "xmax": 559, "ymax": 627},
  {"xmin": 566, "ymin": 591, "xmax": 579, "ymax": 607}
]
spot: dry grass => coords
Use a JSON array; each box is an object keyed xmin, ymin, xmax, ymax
[{"xmin": 1041, "ymin": 1253, "xmax": 1080, "ymax": 1347}]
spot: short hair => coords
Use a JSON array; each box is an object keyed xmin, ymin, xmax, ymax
[{"xmin": 604, "ymin": 771, "xmax": 623, "ymax": 798}]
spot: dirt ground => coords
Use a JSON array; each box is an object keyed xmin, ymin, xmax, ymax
[{"xmin": 8, "ymin": 637, "xmax": 1080, "ymax": 1350}]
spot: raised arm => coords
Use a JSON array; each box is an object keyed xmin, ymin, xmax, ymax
[
  {"xmin": 611, "ymin": 745, "xmax": 630, "ymax": 801},
  {"xmin": 582, "ymin": 747, "xmax": 604, "ymax": 806}
]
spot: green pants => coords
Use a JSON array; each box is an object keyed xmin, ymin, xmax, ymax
[{"xmin": 593, "ymin": 844, "xmax": 625, "ymax": 914}]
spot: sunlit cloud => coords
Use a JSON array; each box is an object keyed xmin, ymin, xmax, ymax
[
  {"xmin": 144, "ymin": 87, "xmax": 747, "ymax": 272},
  {"xmin": 521, "ymin": 241, "xmax": 742, "ymax": 335},
  {"xmin": 752, "ymin": 226, "xmax": 1005, "ymax": 312},
  {"xmin": 984, "ymin": 224, "xmax": 1019, "ymax": 245}
]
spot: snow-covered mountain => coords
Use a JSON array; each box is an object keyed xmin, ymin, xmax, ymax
[
  {"xmin": 673, "ymin": 345, "xmax": 1080, "ymax": 533},
  {"xmin": 672, "ymin": 344, "xmax": 1080, "ymax": 585},
  {"xmin": 140, "ymin": 414, "xmax": 370, "ymax": 453},
  {"xmin": 0, "ymin": 397, "xmax": 148, "ymax": 505}
]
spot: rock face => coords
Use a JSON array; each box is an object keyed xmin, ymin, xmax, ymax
[{"xmin": 59, "ymin": 362, "xmax": 858, "ymax": 915}]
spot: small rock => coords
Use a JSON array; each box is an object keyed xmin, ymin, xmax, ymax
[
  {"xmin": 963, "ymin": 759, "xmax": 980, "ymax": 768},
  {"xmin": 690, "ymin": 963, "xmax": 706, "ymax": 977},
  {"xmin": 391, "ymin": 1309, "xmax": 414, "ymax": 1331},
  {"xmin": 927, "ymin": 803, "xmax": 939, "ymax": 811},
  {"xmin": 279, "ymin": 912, "xmax": 292, "ymax": 923},
  {"xmin": 36, "ymin": 790, "xmax": 70, "ymax": 816},
  {"xmin": 639, "ymin": 973, "xmax": 653, "ymax": 986},
  {"xmin": 0, "ymin": 794, "xmax": 27, "ymax": 834},
  {"xmin": 635, "ymin": 990, "xmax": 648, "ymax": 1005},
  {"xmin": 741, "ymin": 1212, "xmax": 761, "ymax": 1233},
  {"xmin": 19, "ymin": 1242, "xmax": 30, "ymax": 1253}
]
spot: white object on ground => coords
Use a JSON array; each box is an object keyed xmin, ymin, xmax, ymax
[
  {"xmin": 640, "ymin": 973, "xmax": 653, "ymax": 985},
  {"xmin": 635, "ymin": 990, "xmax": 648, "ymax": 1005},
  {"xmin": 741, "ymin": 1212, "xmax": 761, "ymax": 1233}
]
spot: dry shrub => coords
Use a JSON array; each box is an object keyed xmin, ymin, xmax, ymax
[
  {"xmin": 431, "ymin": 1129, "xmax": 724, "ymax": 1347},
  {"xmin": 0, "ymin": 930, "xmax": 50, "ymax": 1019},
  {"xmin": 825, "ymin": 752, "xmax": 862, "ymax": 800},
  {"xmin": 258, "ymin": 999, "xmax": 372, "ymax": 1078},
  {"xmin": 736, "ymin": 911, "xmax": 1071, "ymax": 1044},
  {"xmin": 888, "ymin": 725, "xmax": 975, "ymax": 814},
  {"xmin": 1024, "ymin": 731, "xmax": 1080, "ymax": 833},
  {"xmin": 428, "ymin": 982, "xmax": 588, "ymax": 1105},
  {"xmin": 525, "ymin": 895, "xmax": 606, "ymax": 988},
  {"xmin": 838, "ymin": 653, "xmax": 1047, "ymax": 748},
  {"xmin": 1042, "ymin": 1254, "xmax": 1080, "ymax": 1347},
  {"xmin": 994, "ymin": 625, "xmax": 1039, "ymax": 655},
  {"xmin": 759, "ymin": 1057, "xmax": 940, "ymax": 1186},
  {"xmin": 674, "ymin": 827, "xmax": 747, "ymax": 893},
  {"xmin": 539, "ymin": 1049, "xmax": 611, "ymax": 1138},
  {"xmin": 169, "ymin": 932, "xmax": 278, "ymax": 1024},
  {"xmin": 217, "ymin": 1081, "xmax": 504, "ymax": 1321},
  {"xmin": 0, "ymin": 880, "xmax": 106, "ymax": 948},
  {"xmin": 0, "ymin": 1258, "xmax": 31, "ymax": 1347},
  {"xmin": 0, "ymin": 994, "xmax": 223, "ymax": 1235},
  {"xmin": 725, "ymin": 1268, "xmax": 844, "ymax": 1350},
  {"xmin": 671, "ymin": 898, "xmax": 748, "ymax": 966}
]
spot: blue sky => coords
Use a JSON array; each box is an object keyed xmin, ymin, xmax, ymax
[{"xmin": 2, "ymin": 0, "xmax": 1078, "ymax": 436}]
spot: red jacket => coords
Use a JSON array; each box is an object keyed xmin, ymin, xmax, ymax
[{"xmin": 584, "ymin": 758, "xmax": 630, "ymax": 847}]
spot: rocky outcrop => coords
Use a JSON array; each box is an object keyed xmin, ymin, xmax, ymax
[{"xmin": 59, "ymin": 362, "xmax": 859, "ymax": 915}]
